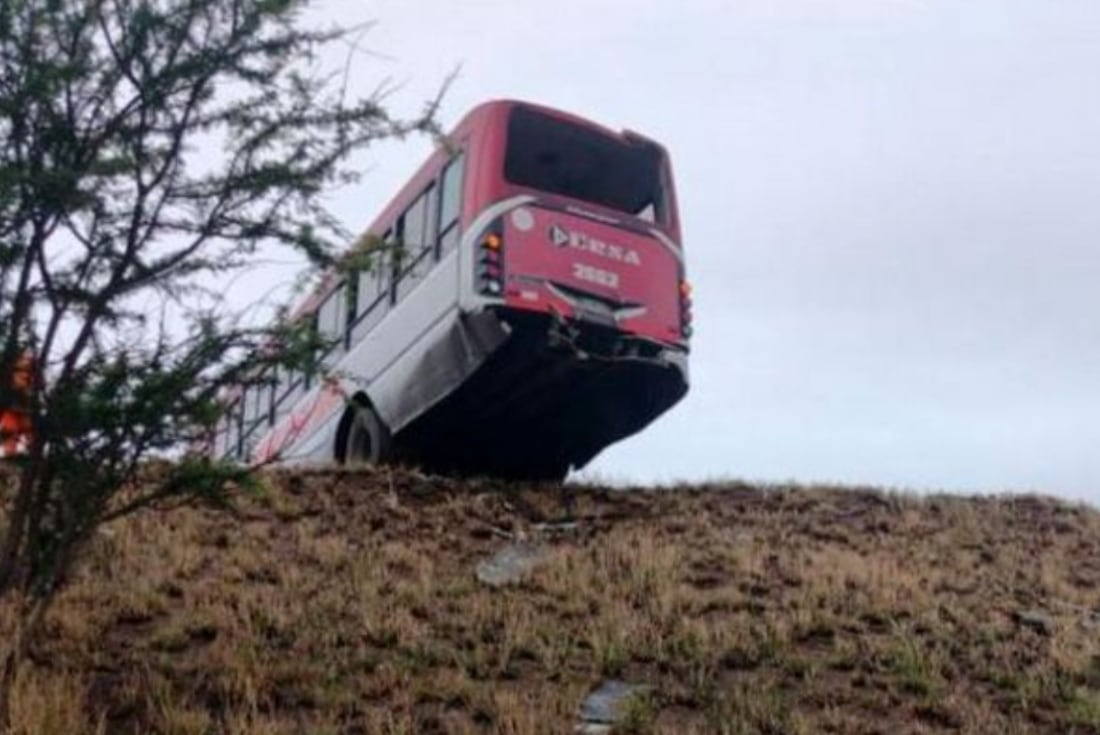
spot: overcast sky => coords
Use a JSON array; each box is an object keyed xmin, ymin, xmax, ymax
[{"xmin": 295, "ymin": 0, "xmax": 1100, "ymax": 499}]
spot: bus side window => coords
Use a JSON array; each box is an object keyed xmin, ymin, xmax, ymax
[
  {"xmin": 274, "ymin": 365, "xmax": 288, "ymax": 405},
  {"xmin": 272, "ymin": 366, "xmax": 296, "ymax": 425},
  {"xmin": 249, "ymin": 374, "xmax": 271, "ymax": 429},
  {"xmin": 343, "ymin": 276, "xmax": 357, "ymax": 349},
  {"xmin": 395, "ymin": 184, "xmax": 437, "ymax": 302},
  {"xmin": 437, "ymin": 152, "xmax": 464, "ymax": 258},
  {"xmin": 350, "ymin": 230, "xmax": 392, "ymax": 344},
  {"xmin": 239, "ymin": 383, "xmax": 261, "ymax": 455},
  {"xmin": 267, "ymin": 367, "xmax": 278, "ymax": 424},
  {"xmin": 282, "ymin": 369, "xmax": 303, "ymax": 410},
  {"xmin": 383, "ymin": 229, "xmax": 397, "ymax": 306},
  {"xmin": 226, "ymin": 400, "xmax": 241, "ymax": 458},
  {"xmin": 243, "ymin": 386, "xmax": 256, "ymax": 430},
  {"xmin": 403, "ymin": 186, "xmax": 434, "ymax": 253},
  {"xmin": 212, "ymin": 417, "xmax": 225, "ymax": 457},
  {"xmin": 396, "ymin": 184, "xmax": 437, "ymax": 303},
  {"xmin": 318, "ymin": 283, "xmax": 346, "ymax": 361}
]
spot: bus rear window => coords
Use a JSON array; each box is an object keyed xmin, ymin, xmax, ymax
[{"xmin": 504, "ymin": 107, "xmax": 667, "ymax": 224}]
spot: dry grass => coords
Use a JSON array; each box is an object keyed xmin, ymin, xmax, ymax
[{"xmin": 3, "ymin": 466, "xmax": 1100, "ymax": 733}]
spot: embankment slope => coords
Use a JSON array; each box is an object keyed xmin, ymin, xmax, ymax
[{"xmin": 7, "ymin": 468, "xmax": 1100, "ymax": 734}]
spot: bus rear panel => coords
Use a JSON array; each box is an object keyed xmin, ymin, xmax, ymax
[{"xmin": 495, "ymin": 105, "xmax": 684, "ymax": 345}]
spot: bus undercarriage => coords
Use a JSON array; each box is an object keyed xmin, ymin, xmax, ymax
[{"xmin": 390, "ymin": 309, "xmax": 688, "ymax": 480}]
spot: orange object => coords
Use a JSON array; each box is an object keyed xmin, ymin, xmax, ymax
[
  {"xmin": 1, "ymin": 410, "xmax": 32, "ymax": 456},
  {"xmin": 1, "ymin": 351, "xmax": 34, "ymax": 457}
]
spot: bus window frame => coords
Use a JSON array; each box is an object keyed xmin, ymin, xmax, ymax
[
  {"xmin": 349, "ymin": 228, "xmax": 393, "ymax": 345},
  {"xmin": 436, "ymin": 151, "xmax": 465, "ymax": 259},
  {"xmin": 240, "ymin": 379, "xmax": 269, "ymax": 454},
  {"xmin": 317, "ymin": 281, "xmax": 348, "ymax": 365},
  {"xmin": 394, "ymin": 183, "xmax": 438, "ymax": 303},
  {"xmin": 224, "ymin": 398, "xmax": 241, "ymax": 458}
]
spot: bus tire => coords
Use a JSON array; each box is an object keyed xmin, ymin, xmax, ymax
[{"xmin": 342, "ymin": 400, "xmax": 392, "ymax": 465}]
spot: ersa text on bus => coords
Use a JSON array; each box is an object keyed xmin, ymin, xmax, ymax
[{"xmin": 549, "ymin": 224, "xmax": 642, "ymax": 267}]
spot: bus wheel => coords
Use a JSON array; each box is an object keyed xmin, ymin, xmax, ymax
[{"xmin": 344, "ymin": 402, "xmax": 392, "ymax": 465}]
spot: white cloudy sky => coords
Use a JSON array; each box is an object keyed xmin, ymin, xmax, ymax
[{"xmin": 294, "ymin": 0, "xmax": 1100, "ymax": 498}]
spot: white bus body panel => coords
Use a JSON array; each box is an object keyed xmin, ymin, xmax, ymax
[{"xmin": 265, "ymin": 229, "xmax": 513, "ymax": 464}]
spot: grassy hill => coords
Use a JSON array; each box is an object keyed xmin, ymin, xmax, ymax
[{"xmin": 5, "ymin": 467, "xmax": 1100, "ymax": 734}]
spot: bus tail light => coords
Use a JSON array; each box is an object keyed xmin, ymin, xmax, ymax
[
  {"xmin": 679, "ymin": 279, "xmax": 693, "ymax": 339},
  {"xmin": 476, "ymin": 228, "xmax": 505, "ymax": 296}
]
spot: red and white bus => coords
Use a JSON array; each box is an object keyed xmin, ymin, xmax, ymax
[{"xmin": 213, "ymin": 100, "xmax": 690, "ymax": 480}]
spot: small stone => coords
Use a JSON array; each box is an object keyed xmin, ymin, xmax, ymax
[
  {"xmin": 533, "ymin": 521, "xmax": 580, "ymax": 534},
  {"xmin": 577, "ymin": 679, "xmax": 645, "ymax": 727},
  {"xmin": 575, "ymin": 725, "xmax": 612, "ymax": 735},
  {"xmin": 1014, "ymin": 609, "xmax": 1056, "ymax": 636},
  {"xmin": 475, "ymin": 542, "xmax": 547, "ymax": 587}
]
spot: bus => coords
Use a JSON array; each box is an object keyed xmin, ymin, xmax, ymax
[{"xmin": 212, "ymin": 100, "xmax": 691, "ymax": 480}]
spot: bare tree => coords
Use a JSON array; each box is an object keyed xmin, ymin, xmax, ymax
[{"xmin": 0, "ymin": 0, "xmax": 436, "ymax": 720}]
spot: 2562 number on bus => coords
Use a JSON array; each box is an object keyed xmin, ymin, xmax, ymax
[{"xmin": 572, "ymin": 263, "xmax": 619, "ymax": 289}]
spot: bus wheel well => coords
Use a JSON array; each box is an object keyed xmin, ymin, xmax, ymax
[
  {"xmin": 334, "ymin": 392, "xmax": 371, "ymax": 464},
  {"xmin": 334, "ymin": 393, "xmax": 392, "ymax": 465}
]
